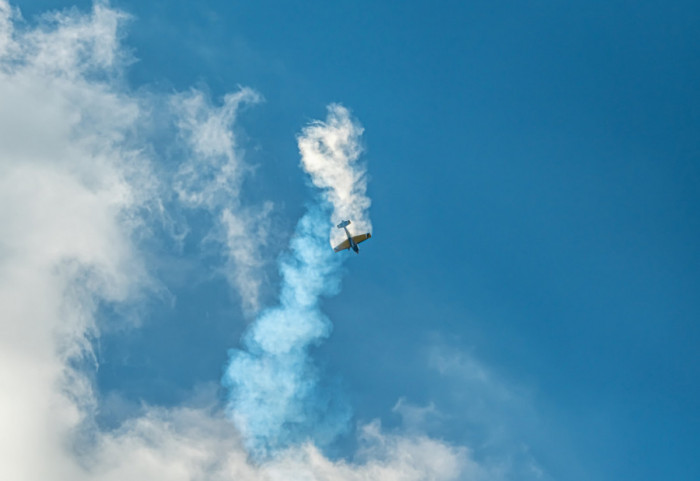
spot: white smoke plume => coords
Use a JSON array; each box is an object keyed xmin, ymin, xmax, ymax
[
  {"xmin": 0, "ymin": 1, "xmax": 487, "ymax": 480},
  {"xmin": 298, "ymin": 104, "xmax": 372, "ymax": 245}
]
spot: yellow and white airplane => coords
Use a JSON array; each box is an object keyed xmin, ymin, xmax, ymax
[{"xmin": 333, "ymin": 220, "xmax": 371, "ymax": 254}]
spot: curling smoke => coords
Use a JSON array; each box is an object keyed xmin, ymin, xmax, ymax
[
  {"xmin": 298, "ymin": 104, "xmax": 371, "ymax": 245},
  {"xmin": 223, "ymin": 105, "xmax": 369, "ymax": 456}
]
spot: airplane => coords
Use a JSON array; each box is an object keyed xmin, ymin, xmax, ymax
[{"xmin": 333, "ymin": 220, "xmax": 371, "ymax": 254}]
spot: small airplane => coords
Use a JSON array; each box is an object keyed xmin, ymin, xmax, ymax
[{"xmin": 333, "ymin": 220, "xmax": 371, "ymax": 254}]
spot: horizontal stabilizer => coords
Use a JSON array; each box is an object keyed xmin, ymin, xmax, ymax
[{"xmin": 336, "ymin": 220, "xmax": 351, "ymax": 229}]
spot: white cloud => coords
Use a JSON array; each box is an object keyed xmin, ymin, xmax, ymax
[
  {"xmin": 392, "ymin": 397, "xmax": 442, "ymax": 433},
  {"xmin": 219, "ymin": 202, "xmax": 273, "ymax": 312},
  {"xmin": 171, "ymin": 87, "xmax": 261, "ymax": 208},
  {"xmin": 427, "ymin": 346, "xmax": 551, "ymax": 481},
  {"xmin": 171, "ymin": 87, "xmax": 270, "ymax": 312},
  {"xmin": 0, "ymin": 2, "xmax": 151, "ymax": 479},
  {"xmin": 266, "ymin": 421, "xmax": 473, "ymax": 481},
  {"xmin": 73, "ymin": 408, "xmax": 470, "ymax": 481},
  {"xmin": 0, "ymin": 0, "xmax": 15, "ymax": 56}
]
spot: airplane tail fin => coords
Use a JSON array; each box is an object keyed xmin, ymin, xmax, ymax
[{"xmin": 336, "ymin": 220, "xmax": 351, "ymax": 229}]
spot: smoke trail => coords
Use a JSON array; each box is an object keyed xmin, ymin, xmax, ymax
[
  {"xmin": 223, "ymin": 105, "xmax": 369, "ymax": 456},
  {"xmin": 298, "ymin": 104, "xmax": 371, "ymax": 246}
]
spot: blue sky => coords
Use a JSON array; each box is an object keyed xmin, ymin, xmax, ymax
[{"xmin": 3, "ymin": 1, "xmax": 700, "ymax": 480}]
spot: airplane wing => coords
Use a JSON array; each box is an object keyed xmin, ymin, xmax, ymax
[
  {"xmin": 333, "ymin": 239, "xmax": 351, "ymax": 252},
  {"xmin": 352, "ymin": 233, "xmax": 372, "ymax": 244}
]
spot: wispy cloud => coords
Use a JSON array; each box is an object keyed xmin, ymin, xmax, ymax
[
  {"xmin": 171, "ymin": 86, "xmax": 270, "ymax": 312},
  {"xmin": 171, "ymin": 87, "xmax": 260, "ymax": 208},
  {"xmin": 427, "ymin": 344, "xmax": 552, "ymax": 480}
]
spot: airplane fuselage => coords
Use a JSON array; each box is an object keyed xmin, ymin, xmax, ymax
[{"xmin": 343, "ymin": 226, "xmax": 360, "ymax": 253}]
